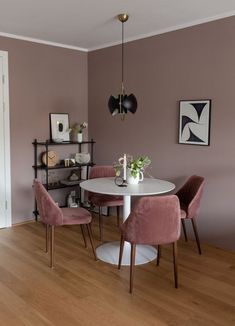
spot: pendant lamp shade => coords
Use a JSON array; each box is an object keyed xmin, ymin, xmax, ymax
[
  {"xmin": 108, "ymin": 94, "xmax": 137, "ymax": 116},
  {"xmin": 108, "ymin": 14, "xmax": 138, "ymax": 118}
]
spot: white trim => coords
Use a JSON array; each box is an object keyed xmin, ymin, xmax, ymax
[
  {"xmin": 88, "ymin": 11, "xmax": 235, "ymax": 51},
  {"xmin": 0, "ymin": 32, "xmax": 88, "ymax": 52},
  {"xmin": 0, "ymin": 10, "xmax": 235, "ymax": 52},
  {"xmin": 0, "ymin": 50, "xmax": 12, "ymax": 227}
]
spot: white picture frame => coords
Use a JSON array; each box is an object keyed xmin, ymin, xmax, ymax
[
  {"xmin": 179, "ymin": 100, "xmax": 211, "ymax": 146},
  {"xmin": 50, "ymin": 113, "xmax": 70, "ymax": 142}
]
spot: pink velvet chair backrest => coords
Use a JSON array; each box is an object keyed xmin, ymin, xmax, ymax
[
  {"xmin": 89, "ymin": 165, "xmax": 116, "ymax": 179},
  {"xmin": 88, "ymin": 165, "xmax": 116, "ymax": 200},
  {"xmin": 176, "ymin": 175, "xmax": 205, "ymax": 219},
  {"xmin": 34, "ymin": 179, "xmax": 63, "ymax": 226},
  {"xmin": 121, "ymin": 195, "xmax": 181, "ymax": 245}
]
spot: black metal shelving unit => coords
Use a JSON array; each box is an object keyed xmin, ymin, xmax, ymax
[{"xmin": 32, "ymin": 138, "xmax": 95, "ymax": 220}]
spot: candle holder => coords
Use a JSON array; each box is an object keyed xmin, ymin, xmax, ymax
[{"xmin": 118, "ymin": 153, "xmax": 127, "ymax": 181}]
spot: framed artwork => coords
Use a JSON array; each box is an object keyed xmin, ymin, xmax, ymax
[
  {"xmin": 179, "ymin": 100, "xmax": 211, "ymax": 146},
  {"xmin": 50, "ymin": 113, "xmax": 70, "ymax": 142}
]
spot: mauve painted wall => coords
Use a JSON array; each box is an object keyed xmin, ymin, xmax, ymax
[
  {"xmin": 0, "ymin": 36, "xmax": 88, "ymax": 224},
  {"xmin": 88, "ymin": 17, "xmax": 235, "ymax": 251}
]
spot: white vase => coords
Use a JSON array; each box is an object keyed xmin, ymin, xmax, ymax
[
  {"xmin": 126, "ymin": 169, "xmax": 144, "ymax": 185},
  {"xmin": 77, "ymin": 133, "xmax": 83, "ymax": 143}
]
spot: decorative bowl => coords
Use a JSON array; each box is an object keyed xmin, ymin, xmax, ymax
[
  {"xmin": 53, "ymin": 138, "xmax": 63, "ymax": 143},
  {"xmin": 75, "ymin": 153, "xmax": 90, "ymax": 164}
]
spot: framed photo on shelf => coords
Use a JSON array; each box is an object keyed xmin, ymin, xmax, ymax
[
  {"xmin": 50, "ymin": 113, "xmax": 70, "ymax": 142},
  {"xmin": 179, "ymin": 100, "xmax": 211, "ymax": 146}
]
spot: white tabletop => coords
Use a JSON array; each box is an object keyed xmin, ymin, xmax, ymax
[{"xmin": 80, "ymin": 177, "xmax": 175, "ymax": 196}]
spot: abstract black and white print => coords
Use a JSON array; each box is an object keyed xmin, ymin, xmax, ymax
[{"xmin": 179, "ymin": 100, "xmax": 211, "ymax": 146}]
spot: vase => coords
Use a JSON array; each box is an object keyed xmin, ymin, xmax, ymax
[
  {"xmin": 126, "ymin": 169, "xmax": 144, "ymax": 185},
  {"xmin": 77, "ymin": 133, "xmax": 83, "ymax": 143},
  {"xmin": 75, "ymin": 152, "xmax": 90, "ymax": 164}
]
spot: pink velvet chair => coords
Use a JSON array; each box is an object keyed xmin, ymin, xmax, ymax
[
  {"xmin": 34, "ymin": 179, "xmax": 97, "ymax": 268},
  {"xmin": 88, "ymin": 166, "xmax": 123, "ymax": 241},
  {"xmin": 176, "ymin": 175, "xmax": 205, "ymax": 254},
  {"xmin": 118, "ymin": 195, "xmax": 181, "ymax": 293}
]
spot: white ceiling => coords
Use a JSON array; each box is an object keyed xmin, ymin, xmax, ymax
[{"xmin": 0, "ymin": 0, "xmax": 235, "ymax": 51}]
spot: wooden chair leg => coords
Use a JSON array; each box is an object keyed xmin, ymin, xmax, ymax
[
  {"xmin": 80, "ymin": 225, "xmax": 87, "ymax": 248},
  {"xmin": 89, "ymin": 212, "xmax": 94, "ymax": 237},
  {"xmin": 130, "ymin": 244, "xmax": 136, "ymax": 294},
  {"xmin": 118, "ymin": 235, "xmax": 124, "ymax": 269},
  {"xmin": 98, "ymin": 207, "xmax": 103, "ymax": 241},
  {"xmin": 181, "ymin": 219, "xmax": 188, "ymax": 242},
  {"xmin": 45, "ymin": 224, "xmax": 49, "ymax": 253},
  {"xmin": 50, "ymin": 225, "xmax": 55, "ymax": 269},
  {"xmin": 191, "ymin": 218, "xmax": 202, "ymax": 255},
  {"xmin": 116, "ymin": 206, "xmax": 120, "ymax": 227},
  {"xmin": 86, "ymin": 224, "xmax": 97, "ymax": 260},
  {"xmin": 156, "ymin": 245, "xmax": 161, "ymax": 266},
  {"xmin": 173, "ymin": 242, "xmax": 178, "ymax": 288}
]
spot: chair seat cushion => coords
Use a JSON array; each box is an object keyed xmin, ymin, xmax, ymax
[
  {"xmin": 90, "ymin": 194, "xmax": 123, "ymax": 207},
  {"xmin": 180, "ymin": 209, "xmax": 187, "ymax": 219},
  {"xmin": 61, "ymin": 207, "xmax": 92, "ymax": 225}
]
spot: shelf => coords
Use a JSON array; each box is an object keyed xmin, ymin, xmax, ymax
[
  {"xmin": 44, "ymin": 180, "xmax": 85, "ymax": 190},
  {"xmin": 32, "ymin": 140, "xmax": 95, "ymax": 146},
  {"xmin": 33, "ymin": 162, "xmax": 94, "ymax": 170},
  {"xmin": 33, "ymin": 137, "xmax": 95, "ymax": 221}
]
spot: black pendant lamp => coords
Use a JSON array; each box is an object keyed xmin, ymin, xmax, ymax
[{"xmin": 108, "ymin": 14, "xmax": 137, "ymax": 119}]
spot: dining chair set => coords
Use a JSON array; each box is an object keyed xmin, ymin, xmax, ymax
[{"xmin": 34, "ymin": 167, "xmax": 205, "ymax": 294}]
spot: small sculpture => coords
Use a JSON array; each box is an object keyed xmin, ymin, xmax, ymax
[{"xmin": 69, "ymin": 171, "xmax": 79, "ymax": 181}]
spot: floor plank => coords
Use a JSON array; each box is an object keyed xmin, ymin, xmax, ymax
[{"xmin": 0, "ymin": 215, "xmax": 234, "ymax": 326}]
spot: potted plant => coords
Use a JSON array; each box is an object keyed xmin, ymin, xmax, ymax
[
  {"xmin": 68, "ymin": 122, "xmax": 88, "ymax": 142},
  {"xmin": 128, "ymin": 155, "xmax": 151, "ymax": 178},
  {"xmin": 114, "ymin": 155, "xmax": 151, "ymax": 184},
  {"xmin": 127, "ymin": 155, "xmax": 151, "ymax": 184}
]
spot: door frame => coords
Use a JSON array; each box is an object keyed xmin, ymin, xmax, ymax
[{"xmin": 0, "ymin": 50, "xmax": 11, "ymax": 227}]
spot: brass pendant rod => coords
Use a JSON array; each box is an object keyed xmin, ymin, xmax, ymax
[
  {"xmin": 121, "ymin": 20, "xmax": 124, "ymax": 92},
  {"xmin": 118, "ymin": 14, "xmax": 129, "ymax": 96}
]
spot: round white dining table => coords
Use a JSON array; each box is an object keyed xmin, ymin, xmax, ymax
[{"xmin": 80, "ymin": 177, "xmax": 175, "ymax": 266}]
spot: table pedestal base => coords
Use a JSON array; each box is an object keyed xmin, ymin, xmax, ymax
[{"xmin": 96, "ymin": 241, "xmax": 157, "ymax": 266}]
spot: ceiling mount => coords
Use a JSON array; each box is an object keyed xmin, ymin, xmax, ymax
[{"xmin": 118, "ymin": 14, "xmax": 129, "ymax": 23}]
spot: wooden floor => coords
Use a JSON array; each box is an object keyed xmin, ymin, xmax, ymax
[{"xmin": 0, "ymin": 215, "xmax": 234, "ymax": 326}]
